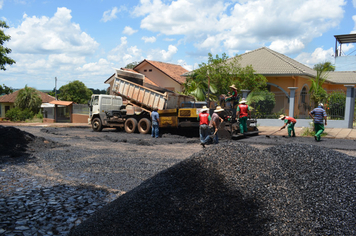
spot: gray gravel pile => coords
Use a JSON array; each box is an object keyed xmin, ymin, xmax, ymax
[
  {"xmin": 0, "ymin": 125, "xmax": 67, "ymax": 159},
  {"xmin": 69, "ymin": 142, "xmax": 356, "ymax": 236},
  {"xmin": 0, "ymin": 184, "xmax": 114, "ymax": 235}
]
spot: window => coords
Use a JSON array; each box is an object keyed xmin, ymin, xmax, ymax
[
  {"xmin": 301, "ymin": 87, "xmax": 307, "ymax": 103},
  {"xmin": 144, "ymin": 69, "xmax": 147, "ymax": 72},
  {"xmin": 92, "ymin": 96, "xmax": 99, "ymax": 105},
  {"xmin": 149, "ymin": 69, "xmax": 152, "ymax": 72}
]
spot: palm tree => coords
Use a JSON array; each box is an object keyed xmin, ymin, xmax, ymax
[
  {"xmin": 309, "ymin": 62, "xmax": 334, "ymax": 106},
  {"xmin": 14, "ymin": 85, "xmax": 42, "ymax": 113}
]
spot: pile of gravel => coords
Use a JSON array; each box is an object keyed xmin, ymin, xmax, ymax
[
  {"xmin": 0, "ymin": 125, "xmax": 67, "ymax": 159},
  {"xmin": 69, "ymin": 142, "xmax": 355, "ymax": 235}
]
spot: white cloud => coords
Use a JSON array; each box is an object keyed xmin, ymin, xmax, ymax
[
  {"xmin": 6, "ymin": 7, "xmax": 99, "ymax": 55},
  {"xmin": 107, "ymin": 37, "xmax": 144, "ymax": 66},
  {"xmin": 147, "ymin": 45, "xmax": 178, "ymax": 61},
  {"xmin": 132, "ymin": 0, "xmax": 346, "ymax": 54},
  {"xmin": 142, "ymin": 36, "xmax": 156, "ymax": 43},
  {"xmin": 269, "ymin": 39, "xmax": 305, "ymax": 54},
  {"xmin": 101, "ymin": 7, "xmax": 119, "ymax": 22},
  {"xmin": 353, "ymin": 0, "xmax": 356, "ymax": 8},
  {"xmin": 2, "ymin": 7, "xmax": 103, "ymax": 89},
  {"xmin": 295, "ymin": 47, "xmax": 335, "ymax": 68},
  {"xmin": 352, "ymin": 15, "xmax": 356, "ymax": 33},
  {"xmin": 0, "ymin": 0, "xmax": 3, "ymax": 9},
  {"xmin": 123, "ymin": 26, "xmax": 138, "ymax": 35}
]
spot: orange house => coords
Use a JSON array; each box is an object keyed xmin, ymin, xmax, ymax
[
  {"xmin": 231, "ymin": 47, "xmax": 356, "ymax": 118},
  {"xmin": 105, "ymin": 59, "xmax": 188, "ymax": 94}
]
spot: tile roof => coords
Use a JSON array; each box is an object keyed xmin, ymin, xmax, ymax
[
  {"xmin": 326, "ymin": 71, "xmax": 356, "ymax": 84},
  {"xmin": 0, "ymin": 89, "xmax": 56, "ymax": 103},
  {"xmin": 134, "ymin": 59, "xmax": 188, "ymax": 84},
  {"xmin": 227, "ymin": 47, "xmax": 317, "ymax": 77}
]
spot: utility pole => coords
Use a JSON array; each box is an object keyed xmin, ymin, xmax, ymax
[{"xmin": 55, "ymin": 77, "xmax": 57, "ymax": 100}]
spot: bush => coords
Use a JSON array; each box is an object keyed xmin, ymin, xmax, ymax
[
  {"xmin": 327, "ymin": 91, "xmax": 345, "ymax": 119},
  {"xmin": 5, "ymin": 107, "xmax": 34, "ymax": 121},
  {"xmin": 248, "ymin": 90, "xmax": 276, "ymax": 118}
]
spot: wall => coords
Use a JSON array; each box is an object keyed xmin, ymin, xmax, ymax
[
  {"xmin": 136, "ymin": 64, "xmax": 181, "ymax": 92},
  {"xmin": 257, "ymin": 119, "xmax": 348, "ymax": 128},
  {"xmin": 72, "ymin": 114, "xmax": 89, "ymax": 123},
  {"xmin": 43, "ymin": 118, "xmax": 55, "ymax": 123},
  {"xmin": 0, "ymin": 102, "xmax": 14, "ymax": 118}
]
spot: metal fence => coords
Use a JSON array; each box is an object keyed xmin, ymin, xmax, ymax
[
  {"xmin": 73, "ymin": 104, "xmax": 89, "ymax": 115},
  {"xmin": 248, "ymin": 89, "xmax": 347, "ymax": 120},
  {"xmin": 325, "ymin": 90, "xmax": 346, "ymax": 120}
]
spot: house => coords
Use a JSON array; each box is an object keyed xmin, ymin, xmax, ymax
[
  {"xmin": 226, "ymin": 47, "xmax": 356, "ymax": 118},
  {"xmin": 105, "ymin": 59, "xmax": 188, "ymax": 94},
  {"xmin": 0, "ymin": 89, "xmax": 55, "ymax": 119}
]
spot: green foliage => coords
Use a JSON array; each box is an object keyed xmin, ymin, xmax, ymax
[
  {"xmin": 327, "ymin": 91, "xmax": 346, "ymax": 119},
  {"xmin": 309, "ymin": 62, "xmax": 334, "ymax": 106},
  {"xmin": 5, "ymin": 107, "xmax": 34, "ymax": 121},
  {"xmin": 14, "ymin": 85, "xmax": 42, "ymax": 114},
  {"xmin": 36, "ymin": 111, "xmax": 43, "ymax": 119},
  {"xmin": 125, "ymin": 61, "xmax": 139, "ymax": 69},
  {"xmin": 0, "ymin": 20, "xmax": 16, "ymax": 71},
  {"xmin": 89, "ymin": 88, "xmax": 107, "ymax": 95},
  {"xmin": 58, "ymin": 80, "xmax": 93, "ymax": 104},
  {"xmin": 246, "ymin": 90, "xmax": 276, "ymax": 118},
  {"xmin": 181, "ymin": 71, "xmax": 217, "ymax": 101},
  {"xmin": 313, "ymin": 61, "xmax": 335, "ymax": 72},
  {"xmin": 0, "ymin": 84, "xmax": 13, "ymax": 95},
  {"xmin": 182, "ymin": 53, "xmax": 267, "ymax": 101}
]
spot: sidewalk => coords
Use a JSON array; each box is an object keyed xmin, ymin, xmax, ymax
[
  {"xmin": 1, "ymin": 122, "xmax": 356, "ymax": 139},
  {"xmin": 258, "ymin": 126, "xmax": 356, "ymax": 139}
]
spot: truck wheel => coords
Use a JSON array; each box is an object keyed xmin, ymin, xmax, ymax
[
  {"xmin": 92, "ymin": 118, "xmax": 103, "ymax": 132},
  {"xmin": 124, "ymin": 118, "xmax": 137, "ymax": 133},
  {"xmin": 138, "ymin": 118, "xmax": 151, "ymax": 134}
]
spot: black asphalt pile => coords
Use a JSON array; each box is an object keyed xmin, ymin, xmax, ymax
[
  {"xmin": 69, "ymin": 142, "xmax": 356, "ymax": 236},
  {"xmin": 0, "ymin": 125, "xmax": 67, "ymax": 158}
]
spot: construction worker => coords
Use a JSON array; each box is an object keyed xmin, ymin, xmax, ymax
[
  {"xmin": 197, "ymin": 105, "xmax": 211, "ymax": 146},
  {"xmin": 309, "ymin": 103, "xmax": 327, "ymax": 141},
  {"xmin": 225, "ymin": 84, "xmax": 239, "ymax": 108},
  {"xmin": 278, "ymin": 115, "xmax": 297, "ymax": 137},
  {"xmin": 209, "ymin": 106, "xmax": 224, "ymax": 144},
  {"xmin": 151, "ymin": 108, "xmax": 159, "ymax": 138},
  {"xmin": 236, "ymin": 98, "xmax": 251, "ymax": 135}
]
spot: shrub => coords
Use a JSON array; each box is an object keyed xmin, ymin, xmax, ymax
[
  {"xmin": 247, "ymin": 90, "xmax": 276, "ymax": 118},
  {"xmin": 327, "ymin": 91, "xmax": 345, "ymax": 119},
  {"xmin": 5, "ymin": 107, "xmax": 34, "ymax": 121}
]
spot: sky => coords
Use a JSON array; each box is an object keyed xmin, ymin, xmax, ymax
[{"xmin": 1, "ymin": 0, "xmax": 356, "ymax": 91}]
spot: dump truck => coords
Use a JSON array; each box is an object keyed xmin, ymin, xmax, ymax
[{"xmin": 88, "ymin": 69, "xmax": 206, "ymax": 133}]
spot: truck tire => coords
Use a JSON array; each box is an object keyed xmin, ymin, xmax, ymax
[
  {"xmin": 124, "ymin": 118, "xmax": 137, "ymax": 133},
  {"xmin": 138, "ymin": 118, "xmax": 151, "ymax": 134},
  {"xmin": 92, "ymin": 118, "xmax": 103, "ymax": 132}
]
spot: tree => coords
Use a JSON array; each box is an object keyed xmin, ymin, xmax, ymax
[
  {"xmin": 89, "ymin": 88, "xmax": 107, "ymax": 94},
  {"xmin": 58, "ymin": 80, "xmax": 93, "ymax": 104},
  {"xmin": 309, "ymin": 62, "xmax": 333, "ymax": 106},
  {"xmin": 125, "ymin": 61, "xmax": 139, "ymax": 69},
  {"xmin": 182, "ymin": 53, "xmax": 267, "ymax": 101},
  {"xmin": 14, "ymin": 85, "xmax": 42, "ymax": 114},
  {"xmin": 0, "ymin": 84, "xmax": 13, "ymax": 95},
  {"xmin": 0, "ymin": 20, "xmax": 16, "ymax": 71}
]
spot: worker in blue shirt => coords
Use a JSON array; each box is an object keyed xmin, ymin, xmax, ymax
[
  {"xmin": 309, "ymin": 103, "xmax": 327, "ymax": 141},
  {"xmin": 151, "ymin": 108, "xmax": 159, "ymax": 138}
]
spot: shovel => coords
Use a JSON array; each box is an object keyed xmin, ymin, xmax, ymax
[{"xmin": 266, "ymin": 129, "xmax": 280, "ymax": 138}]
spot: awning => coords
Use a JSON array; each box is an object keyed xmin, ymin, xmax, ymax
[
  {"xmin": 41, "ymin": 103, "xmax": 55, "ymax": 108},
  {"xmin": 49, "ymin": 100, "xmax": 73, "ymax": 106}
]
